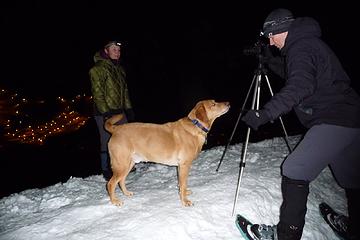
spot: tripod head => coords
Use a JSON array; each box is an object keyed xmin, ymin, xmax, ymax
[
  {"xmin": 242, "ymin": 31, "xmax": 271, "ymax": 69},
  {"xmin": 243, "ymin": 32, "xmax": 273, "ymax": 76}
]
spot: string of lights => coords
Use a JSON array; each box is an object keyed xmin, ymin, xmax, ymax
[{"xmin": 0, "ymin": 88, "xmax": 92, "ymax": 145}]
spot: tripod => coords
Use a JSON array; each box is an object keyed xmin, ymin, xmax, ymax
[{"xmin": 215, "ymin": 58, "xmax": 293, "ymax": 216}]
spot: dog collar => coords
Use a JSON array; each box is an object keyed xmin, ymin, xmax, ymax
[{"xmin": 189, "ymin": 118, "xmax": 209, "ymax": 133}]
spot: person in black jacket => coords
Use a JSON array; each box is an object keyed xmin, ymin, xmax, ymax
[{"xmin": 241, "ymin": 8, "xmax": 360, "ymax": 240}]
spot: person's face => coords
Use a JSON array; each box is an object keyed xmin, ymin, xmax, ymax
[
  {"xmin": 268, "ymin": 32, "xmax": 288, "ymax": 50},
  {"xmin": 105, "ymin": 44, "xmax": 121, "ymax": 60}
]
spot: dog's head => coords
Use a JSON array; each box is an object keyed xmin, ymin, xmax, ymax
[{"xmin": 188, "ymin": 100, "xmax": 230, "ymax": 129}]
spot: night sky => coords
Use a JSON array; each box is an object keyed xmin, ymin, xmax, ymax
[{"xmin": 1, "ymin": 3, "xmax": 359, "ymax": 197}]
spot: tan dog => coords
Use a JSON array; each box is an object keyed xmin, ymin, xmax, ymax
[{"xmin": 104, "ymin": 99, "xmax": 230, "ymax": 207}]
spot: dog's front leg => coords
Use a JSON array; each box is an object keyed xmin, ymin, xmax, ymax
[{"xmin": 178, "ymin": 163, "xmax": 193, "ymax": 207}]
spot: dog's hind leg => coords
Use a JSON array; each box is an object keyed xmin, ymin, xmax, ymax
[
  {"xmin": 107, "ymin": 147, "xmax": 135, "ymax": 206},
  {"xmin": 119, "ymin": 160, "xmax": 135, "ymax": 197},
  {"xmin": 107, "ymin": 173, "xmax": 123, "ymax": 206}
]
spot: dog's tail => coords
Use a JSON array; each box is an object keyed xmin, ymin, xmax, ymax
[{"xmin": 104, "ymin": 114, "xmax": 125, "ymax": 133}]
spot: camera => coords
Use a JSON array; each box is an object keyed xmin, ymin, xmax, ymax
[{"xmin": 243, "ymin": 34, "xmax": 269, "ymax": 57}]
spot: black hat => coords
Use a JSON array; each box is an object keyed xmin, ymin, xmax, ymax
[{"xmin": 262, "ymin": 8, "xmax": 294, "ymax": 37}]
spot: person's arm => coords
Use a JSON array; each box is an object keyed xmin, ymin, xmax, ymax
[
  {"xmin": 242, "ymin": 48, "xmax": 317, "ymax": 130},
  {"xmin": 263, "ymin": 47, "xmax": 317, "ymax": 121},
  {"xmin": 89, "ymin": 67, "xmax": 109, "ymax": 114},
  {"xmin": 264, "ymin": 47, "xmax": 286, "ymax": 79},
  {"xmin": 267, "ymin": 56, "xmax": 286, "ymax": 79}
]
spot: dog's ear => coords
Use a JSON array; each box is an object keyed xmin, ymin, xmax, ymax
[{"xmin": 195, "ymin": 104, "xmax": 209, "ymax": 123}]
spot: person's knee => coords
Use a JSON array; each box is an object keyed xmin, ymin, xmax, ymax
[
  {"xmin": 282, "ymin": 176, "xmax": 309, "ymax": 186},
  {"xmin": 282, "ymin": 160, "xmax": 314, "ymax": 182}
]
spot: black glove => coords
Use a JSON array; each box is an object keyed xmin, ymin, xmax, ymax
[
  {"xmin": 241, "ymin": 109, "xmax": 271, "ymax": 131},
  {"xmin": 102, "ymin": 111, "xmax": 112, "ymax": 120},
  {"xmin": 125, "ymin": 108, "xmax": 135, "ymax": 122}
]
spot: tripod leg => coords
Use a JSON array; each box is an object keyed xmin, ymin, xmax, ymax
[
  {"xmin": 216, "ymin": 74, "xmax": 257, "ymax": 172},
  {"xmin": 231, "ymin": 74, "xmax": 262, "ymax": 216},
  {"xmin": 264, "ymin": 75, "xmax": 293, "ymax": 153},
  {"xmin": 232, "ymin": 126, "xmax": 251, "ymax": 216}
]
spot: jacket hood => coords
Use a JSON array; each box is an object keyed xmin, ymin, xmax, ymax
[
  {"xmin": 93, "ymin": 50, "xmax": 108, "ymax": 63},
  {"xmin": 282, "ymin": 17, "xmax": 322, "ymax": 54}
]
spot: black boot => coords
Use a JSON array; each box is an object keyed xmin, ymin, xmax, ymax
[
  {"xmin": 277, "ymin": 222, "xmax": 304, "ymax": 240},
  {"xmin": 346, "ymin": 188, "xmax": 360, "ymax": 240},
  {"xmin": 277, "ymin": 176, "xmax": 309, "ymax": 240}
]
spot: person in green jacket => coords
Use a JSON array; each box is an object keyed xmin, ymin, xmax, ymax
[{"xmin": 89, "ymin": 40, "xmax": 135, "ymax": 181}]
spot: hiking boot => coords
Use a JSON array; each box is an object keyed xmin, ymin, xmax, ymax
[
  {"xmin": 319, "ymin": 202, "xmax": 350, "ymax": 240},
  {"xmin": 250, "ymin": 224, "xmax": 277, "ymax": 240}
]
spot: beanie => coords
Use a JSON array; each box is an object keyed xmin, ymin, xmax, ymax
[{"xmin": 262, "ymin": 8, "xmax": 294, "ymax": 37}]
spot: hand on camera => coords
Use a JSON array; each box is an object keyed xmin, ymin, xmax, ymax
[{"xmin": 241, "ymin": 109, "xmax": 271, "ymax": 131}]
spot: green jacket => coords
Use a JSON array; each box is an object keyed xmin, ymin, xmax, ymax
[{"xmin": 89, "ymin": 51, "xmax": 132, "ymax": 115}]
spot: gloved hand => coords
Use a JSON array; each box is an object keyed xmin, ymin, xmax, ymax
[
  {"xmin": 125, "ymin": 108, "xmax": 135, "ymax": 122},
  {"xmin": 102, "ymin": 111, "xmax": 112, "ymax": 120},
  {"xmin": 241, "ymin": 109, "xmax": 271, "ymax": 131}
]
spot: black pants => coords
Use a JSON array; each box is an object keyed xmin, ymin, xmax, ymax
[
  {"xmin": 282, "ymin": 124, "xmax": 360, "ymax": 188},
  {"xmin": 94, "ymin": 115, "xmax": 128, "ymax": 172},
  {"xmin": 279, "ymin": 124, "xmax": 360, "ymax": 239},
  {"xmin": 346, "ymin": 188, "xmax": 360, "ymax": 239}
]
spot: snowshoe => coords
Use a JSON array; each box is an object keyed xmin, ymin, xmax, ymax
[{"xmin": 235, "ymin": 214, "xmax": 277, "ymax": 240}]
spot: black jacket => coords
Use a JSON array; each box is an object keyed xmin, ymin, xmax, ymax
[{"xmin": 263, "ymin": 17, "xmax": 360, "ymax": 128}]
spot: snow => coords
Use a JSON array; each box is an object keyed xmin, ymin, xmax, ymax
[{"xmin": 0, "ymin": 135, "xmax": 346, "ymax": 240}]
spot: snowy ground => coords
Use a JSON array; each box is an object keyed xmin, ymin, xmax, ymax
[{"xmin": 0, "ymin": 135, "xmax": 346, "ymax": 240}]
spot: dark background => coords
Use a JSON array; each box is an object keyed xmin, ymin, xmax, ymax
[{"xmin": 1, "ymin": 2, "xmax": 358, "ymax": 198}]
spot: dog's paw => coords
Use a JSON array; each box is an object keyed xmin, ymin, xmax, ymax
[
  {"xmin": 182, "ymin": 199, "xmax": 193, "ymax": 207},
  {"xmin": 111, "ymin": 198, "xmax": 124, "ymax": 207},
  {"xmin": 123, "ymin": 191, "xmax": 134, "ymax": 197}
]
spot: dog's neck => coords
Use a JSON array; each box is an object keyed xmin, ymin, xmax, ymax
[{"xmin": 189, "ymin": 118, "xmax": 209, "ymax": 134}]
